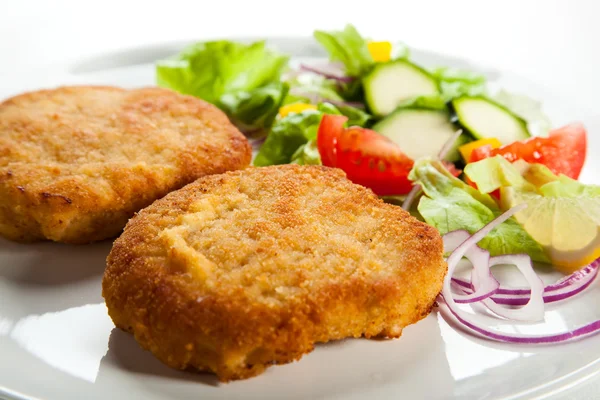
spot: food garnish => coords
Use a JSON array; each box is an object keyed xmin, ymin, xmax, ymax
[
  {"xmin": 439, "ymin": 207, "xmax": 600, "ymax": 344},
  {"xmin": 470, "ymin": 123, "xmax": 587, "ymax": 179}
]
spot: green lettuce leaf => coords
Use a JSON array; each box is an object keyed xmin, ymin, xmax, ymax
[
  {"xmin": 432, "ymin": 67, "xmax": 486, "ymax": 85},
  {"xmin": 391, "ymin": 42, "xmax": 410, "ymax": 60},
  {"xmin": 157, "ymin": 40, "xmax": 289, "ymax": 103},
  {"xmin": 253, "ymin": 110, "xmax": 323, "ymax": 166},
  {"xmin": 493, "ymin": 90, "xmax": 552, "ymax": 137},
  {"xmin": 409, "ymin": 159, "xmax": 549, "ymax": 262},
  {"xmin": 336, "ymin": 104, "xmax": 371, "ymax": 127},
  {"xmin": 291, "ymin": 140, "xmax": 321, "ymax": 165},
  {"xmin": 284, "ymin": 74, "xmax": 344, "ymax": 105},
  {"xmin": 219, "ymin": 83, "xmax": 289, "ymax": 135},
  {"xmin": 410, "ymin": 158, "xmax": 497, "ymax": 209},
  {"xmin": 156, "ymin": 40, "xmax": 289, "ymax": 135},
  {"xmin": 311, "ymin": 102, "xmax": 371, "ymax": 127},
  {"xmin": 432, "ymin": 67, "xmax": 487, "ymax": 101},
  {"xmin": 313, "ymin": 24, "xmax": 374, "ymax": 77},
  {"xmin": 316, "ymin": 102, "xmax": 342, "ymax": 115}
]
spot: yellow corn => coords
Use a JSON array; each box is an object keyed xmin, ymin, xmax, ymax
[
  {"xmin": 278, "ymin": 103, "xmax": 317, "ymax": 118},
  {"xmin": 459, "ymin": 138, "xmax": 502, "ymax": 162},
  {"xmin": 367, "ymin": 41, "xmax": 392, "ymax": 62}
]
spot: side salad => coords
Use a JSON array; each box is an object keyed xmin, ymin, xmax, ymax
[
  {"xmin": 156, "ymin": 24, "xmax": 593, "ymax": 275},
  {"xmin": 156, "ymin": 25, "xmax": 600, "ymax": 343}
]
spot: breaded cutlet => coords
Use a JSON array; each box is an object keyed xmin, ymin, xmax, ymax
[
  {"xmin": 102, "ymin": 164, "xmax": 447, "ymax": 381},
  {"xmin": 0, "ymin": 86, "xmax": 251, "ymax": 243}
]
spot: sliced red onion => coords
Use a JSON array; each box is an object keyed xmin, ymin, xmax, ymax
[
  {"xmin": 439, "ymin": 206, "xmax": 600, "ymax": 344},
  {"xmin": 282, "ymin": 69, "xmax": 302, "ymax": 82},
  {"xmin": 547, "ymin": 264, "xmax": 599, "ymax": 291},
  {"xmin": 452, "ymin": 258, "xmax": 600, "ymax": 302},
  {"xmin": 437, "ymin": 129, "xmax": 464, "ymax": 160},
  {"xmin": 287, "ymin": 88, "xmax": 365, "ymax": 110},
  {"xmin": 249, "ymin": 137, "xmax": 266, "ymax": 151},
  {"xmin": 288, "ymin": 88, "xmax": 321, "ymax": 104},
  {"xmin": 327, "ymin": 100, "xmax": 366, "ymax": 110},
  {"xmin": 475, "ymin": 254, "xmax": 545, "ymax": 322},
  {"xmin": 401, "ymin": 184, "xmax": 421, "ymax": 211},
  {"xmin": 491, "ymin": 263, "xmax": 599, "ymax": 306},
  {"xmin": 496, "ymin": 263, "xmax": 600, "ymax": 295},
  {"xmin": 402, "ymin": 130, "xmax": 463, "ymax": 211},
  {"xmin": 443, "ymin": 230, "xmax": 500, "ymax": 305},
  {"xmin": 299, "ymin": 63, "xmax": 355, "ymax": 83},
  {"xmin": 442, "ymin": 229, "xmax": 471, "ymax": 253},
  {"xmin": 457, "ymin": 273, "xmax": 597, "ymax": 306},
  {"xmin": 438, "ymin": 297, "xmax": 600, "ymax": 344}
]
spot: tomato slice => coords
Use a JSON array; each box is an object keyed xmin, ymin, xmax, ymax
[
  {"xmin": 317, "ymin": 114, "xmax": 414, "ymax": 196},
  {"xmin": 316, "ymin": 114, "xmax": 347, "ymax": 166},
  {"xmin": 442, "ymin": 161, "xmax": 462, "ymax": 178},
  {"xmin": 470, "ymin": 123, "xmax": 587, "ymax": 179}
]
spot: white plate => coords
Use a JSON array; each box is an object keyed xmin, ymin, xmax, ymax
[{"xmin": 1, "ymin": 38, "xmax": 600, "ymax": 400}]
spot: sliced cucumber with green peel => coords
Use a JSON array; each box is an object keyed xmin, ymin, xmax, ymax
[
  {"xmin": 373, "ymin": 108, "xmax": 470, "ymax": 162},
  {"xmin": 363, "ymin": 60, "xmax": 440, "ymax": 117},
  {"xmin": 452, "ymin": 96, "xmax": 530, "ymax": 144}
]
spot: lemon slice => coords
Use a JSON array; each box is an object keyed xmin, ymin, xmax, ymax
[{"xmin": 501, "ymin": 187, "xmax": 600, "ymax": 273}]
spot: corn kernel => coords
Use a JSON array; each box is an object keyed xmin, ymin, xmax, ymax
[
  {"xmin": 367, "ymin": 41, "xmax": 392, "ymax": 62},
  {"xmin": 278, "ymin": 103, "xmax": 317, "ymax": 118}
]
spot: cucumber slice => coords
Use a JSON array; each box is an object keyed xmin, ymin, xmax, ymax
[
  {"xmin": 363, "ymin": 60, "xmax": 440, "ymax": 117},
  {"xmin": 452, "ymin": 96, "xmax": 530, "ymax": 143},
  {"xmin": 373, "ymin": 108, "xmax": 470, "ymax": 162}
]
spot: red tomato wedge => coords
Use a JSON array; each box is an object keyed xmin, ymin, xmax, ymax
[
  {"xmin": 470, "ymin": 123, "xmax": 587, "ymax": 179},
  {"xmin": 316, "ymin": 114, "xmax": 346, "ymax": 166},
  {"xmin": 316, "ymin": 115, "xmax": 414, "ymax": 195}
]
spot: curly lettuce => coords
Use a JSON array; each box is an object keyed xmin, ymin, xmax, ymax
[
  {"xmin": 156, "ymin": 40, "xmax": 289, "ymax": 134},
  {"xmin": 409, "ymin": 158, "xmax": 549, "ymax": 262},
  {"xmin": 313, "ymin": 24, "xmax": 374, "ymax": 77}
]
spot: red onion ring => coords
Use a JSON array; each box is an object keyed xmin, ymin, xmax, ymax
[
  {"xmin": 490, "ymin": 263, "xmax": 599, "ymax": 306},
  {"xmin": 475, "ymin": 254, "xmax": 545, "ymax": 321},
  {"xmin": 439, "ymin": 206, "xmax": 600, "ymax": 344},
  {"xmin": 452, "ymin": 258, "xmax": 600, "ymax": 303}
]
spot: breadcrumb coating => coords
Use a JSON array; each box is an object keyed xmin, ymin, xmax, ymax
[
  {"xmin": 103, "ymin": 165, "xmax": 446, "ymax": 381},
  {"xmin": 0, "ymin": 86, "xmax": 251, "ymax": 243}
]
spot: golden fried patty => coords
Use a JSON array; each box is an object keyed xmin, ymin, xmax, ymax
[
  {"xmin": 0, "ymin": 86, "xmax": 251, "ymax": 243},
  {"xmin": 102, "ymin": 165, "xmax": 446, "ymax": 381}
]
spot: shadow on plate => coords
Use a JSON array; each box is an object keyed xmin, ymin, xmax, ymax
[
  {"xmin": 0, "ymin": 237, "xmax": 113, "ymax": 286},
  {"xmin": 98, "ymin": 328, "xmax": 220, "ymax": 387}
]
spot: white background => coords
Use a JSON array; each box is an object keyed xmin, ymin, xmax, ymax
[{"xmin": 1, "ymin": 0, "xmax": 599, "ymax": 398}]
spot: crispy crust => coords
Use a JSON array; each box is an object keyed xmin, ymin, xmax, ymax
[
  {"xmin": 103, "ymin": 165, "xmax": 446, "ymax": 381},
  {"xmin": 0, "ymin": 86, "xmax": 251, "ymax": 243}
]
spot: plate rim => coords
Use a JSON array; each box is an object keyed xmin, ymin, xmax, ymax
[{"xmin": 1, "ymin": 35, "xmax": 599, "ymax": 400}]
